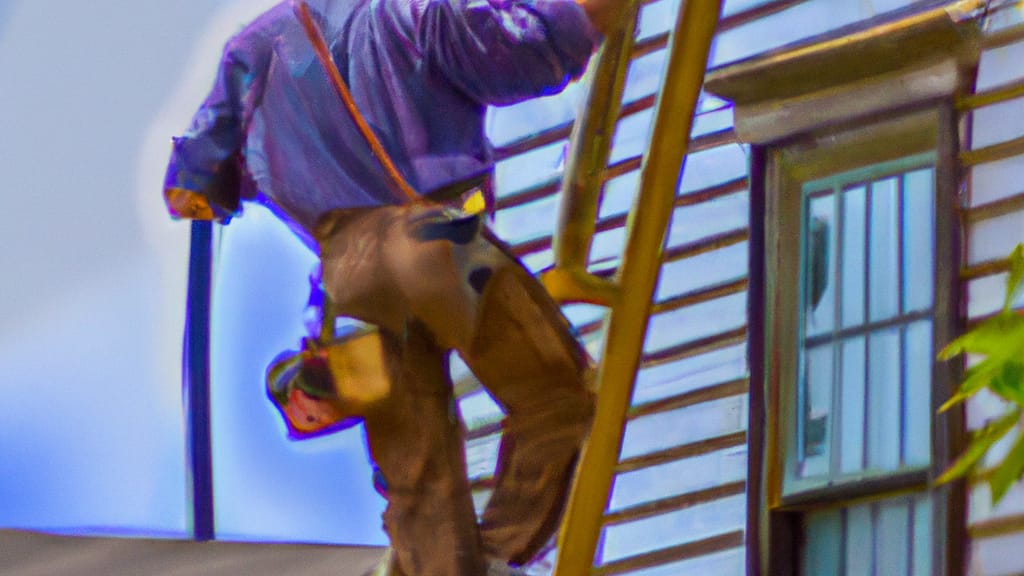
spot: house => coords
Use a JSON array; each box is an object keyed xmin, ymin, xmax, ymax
[
  {"xmin": 2, "ymin": 1, "xmax": 1021, "ymax": 575},
  {"xmin": 502, "ymin": 0, "xmax": 1023, "ymax": 574}
]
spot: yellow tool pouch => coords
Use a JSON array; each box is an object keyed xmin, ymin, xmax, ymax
[{"xmin": 266, "ymin": 326, "xmax": 391, "ymax": 439}]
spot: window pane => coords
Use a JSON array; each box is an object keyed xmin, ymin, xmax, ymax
[
  {"xmin": 841, "ymin": 185, "xmax": 867, "ymax": 328},
  {"xmin": 801, "ymin": 509, "xmax": 842, "ymax": 576},
  {"xmin": 840, "ymin": 336, "xmax": 866, "ymax": 474},
  {"xmin": 806, "ymin": 494, "xmax": 930, "ymax": 576},
  {"xmin": 868, "ymin": 328, "xmax": 901, "ymax": 470},
  {"xmin": 902, "ymin": 169, "xmax": 935, "ymax": 313},
  {"xmin": 801, "ymin": 343, "xmax": 833, "ymax": 478},
  {"xmin": 869, "ymin": 177, "xmax": 899, "ymax": 321},
  {"xmin": 904, "ymin": 320, "xmax": 933, "ymax": 467},
  {"xmin": 846, "ymin": 505, "xmax": 874, "ymax": 576},
  {"xmin": 876, "ymin": 499, "xmax": 911, "ymax": 576},
  {"xmin": 912, "ymin": 494, "xmax": 933, "ymax": 576},
  {"xmin": 805, "ymin": 192, "xmax": 836, "ymax": 337}
]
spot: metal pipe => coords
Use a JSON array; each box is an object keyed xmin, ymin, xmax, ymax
[{"xmin": 185, "ymin": 220, "xmax": 215, "ymax": 541}]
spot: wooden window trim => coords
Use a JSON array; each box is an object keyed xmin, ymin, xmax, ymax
[{"xmin": 746, "ymin": 102, "xmax": 965, "ymax": 576}]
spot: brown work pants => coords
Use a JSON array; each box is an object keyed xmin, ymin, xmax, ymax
[{"xmin": 317, "ymin": 203, "xmax": 594, "ymax": 576}]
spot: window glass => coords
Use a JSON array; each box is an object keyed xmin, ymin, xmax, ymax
[
  {"xmin": 804, "ymin": 192, "xmax": 837, "ymax": 337},
  {"xmin": 801, "ymin": 343, "xmax": 833, "ymax": 478},
  {"xmin": 904, "ymin": 320, "xmax": 933, "ymax": 467},
  {"xmin": 841, "ymin": 185, "xmax": 867, "ymax": 328},
  {"xmin": 801, "ymin": 493, "xmax": 932, "ymax": 576},
  {"xmin": 839, "ymin": 336, "xmax": 866, "ymax": 474},
  {"xmin": 867, "ymin": 327, "xmax": 902, "ymax": 470},
  {"xmin": 802, "ymin": 509, "xmax": 842, "ymax": 576},
  {"xmin": 902, "ymin": 169, "xmax": 935, "ymax": 312},
  {"xmin": 484, "ymin": 83, "xmax": 585, "ymax": 147},
  {"xmin": 875, "ymin": 499, "xmax": 912, "ymax": 576},
  {"xmin": 868, "ymin": 177, "xmax": 900, "ymax": 322},
  {"xmin": 790, "ymin": 156, "xmax": 935, "ymax": 493}
]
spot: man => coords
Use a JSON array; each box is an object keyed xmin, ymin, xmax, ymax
[{"xmin": 164, "ymin": 0, "xmax": 618, "ymax": 573}]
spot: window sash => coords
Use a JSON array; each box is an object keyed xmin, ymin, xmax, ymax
[{"xmin": 784, "ymin": 154, "xmax": 937, "ymax": 497}]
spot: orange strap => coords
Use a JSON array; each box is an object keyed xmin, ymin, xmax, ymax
[{"xmin": 293, "ymin": 1, "xmax": 420, "ymax": 203}]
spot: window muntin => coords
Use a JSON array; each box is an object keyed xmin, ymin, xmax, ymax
[
  {"xmin": 800, "ymin": 492, "xmax": 933, "ymax": 576},
  {"xmin": 786, "ymin": 154, "xmax": 937, "ymax": 495}
]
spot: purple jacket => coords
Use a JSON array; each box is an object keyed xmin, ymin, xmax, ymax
[{"xmin": 165, "ymin": 0, "xmax": 600, "ymax": 241}]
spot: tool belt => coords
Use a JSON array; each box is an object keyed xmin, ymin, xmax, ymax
[
  {"xmin": 265, "ymin": 173, "xmax": 491, "ymax": 440},
  {"xmin": 266, "ymin": 6, "xmax": 496, "ymax": 440}
]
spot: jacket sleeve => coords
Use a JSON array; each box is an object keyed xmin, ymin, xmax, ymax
[
  {"xmin": 394, "ymin": 0, "xmax": 602, "ymax": 106},
  {"xmin": 163, "ymin": 5, "xmax": 286, "ymax": 220}
]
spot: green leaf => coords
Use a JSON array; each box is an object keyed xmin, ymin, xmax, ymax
[
  {"xmin": 937, "ymin": 409, "xmax": 1021, "ymax": 485},
  {"xmin": 941, "ymin": 313, "xmax": 1024, "ymax": 360},
  {"xmin": 988, "ymin": 361, "xmax": 1024, "ymax": 407},
  {"xmin": 989, "ymin": 427, "xmax": 1024, "ymax": 504},
  {"xmin": 1005, "ymin": 243, "xmax": 1024, "ymax": 312},
  {"xmin": 939, "ymin": 361, "xmax": 1001, "ymax": 412}
]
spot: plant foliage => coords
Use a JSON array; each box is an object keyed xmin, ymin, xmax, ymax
[{"xmin": 938, "ymin": 244, "xmax": 1024, "ymax": 503}]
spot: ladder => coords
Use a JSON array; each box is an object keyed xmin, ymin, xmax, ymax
[{"xmin": 547, "ymin": 1, "xmax": 722, "ymax": 573}]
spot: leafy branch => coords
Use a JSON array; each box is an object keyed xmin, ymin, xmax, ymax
[{"xmin": 937, "ymin": 244, "xmax": 1024, "ymax": 503}]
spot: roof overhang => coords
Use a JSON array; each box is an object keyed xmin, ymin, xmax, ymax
[{"xmin": 705, "ymin": 0, "xmax": 983, "ymax": 144}]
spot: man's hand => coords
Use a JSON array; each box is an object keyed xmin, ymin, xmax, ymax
[{"xmin": 164, "ymin": 187, "xmax": 217, "ymax": 221}]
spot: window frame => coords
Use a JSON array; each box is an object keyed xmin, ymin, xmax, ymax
[
  {"xmin": 753, "ymin": 103, "xmax": 965, "ymax": 576},
  {"xmin": 785, "ymin": 151, "xmax": 938, "ymax": 498}
]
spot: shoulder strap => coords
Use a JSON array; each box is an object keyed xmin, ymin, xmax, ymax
[{"xmin": 293, "ymin": 1, "xmax": 421, "ymax": 204}]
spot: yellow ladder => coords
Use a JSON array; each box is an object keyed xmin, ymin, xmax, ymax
[{"xmin": 546, "ymin": 1, "xmax": 722, "ymax": 573}]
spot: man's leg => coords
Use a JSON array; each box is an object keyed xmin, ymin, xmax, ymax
[
  {"xmin": 458, "ymin": 249, "xmax": 595, "ymax": 565},
  {"xmin": 319, "ymin": 204, "xmax": 594, "ymax": 566},
  {"xmin": 361, "ymin": 323, "xmax": 487, "ymax": 576}
]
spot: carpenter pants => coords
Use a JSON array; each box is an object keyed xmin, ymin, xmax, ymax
[{"xmin": 316, "ymin": 202, "xmax": 595, "ymax": 576}]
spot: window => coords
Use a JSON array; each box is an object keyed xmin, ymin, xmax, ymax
[
  {"xmin": 802, "ymin": 492, "xmax": 934, "ymax": 576},
  {"xmin": 788, "ymin": 155, "xmax": 936, "ymax": 496},
  {"xmin": 757, "ymin": 108, "xmax": 959, "ymax": 576},
  {"xmin": 705, "ymin": 7, "xmax": 979, "ymax": 573}
]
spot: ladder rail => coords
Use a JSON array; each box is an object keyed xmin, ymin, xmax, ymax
[
  {"xmin": 552, "ymin": 1, "xmax": 723, "ymax": 573},
  {"xmin": 541, "ymin": 0, "xmax": 641, "ymax": 307}
]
